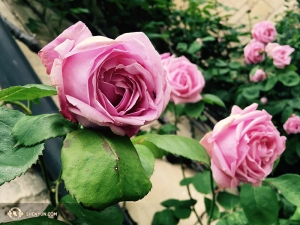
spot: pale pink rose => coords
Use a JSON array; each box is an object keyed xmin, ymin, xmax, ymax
[
  {"xmin": 244, "ymin": 40, "xmax": 265, "ymax": 64},
  {"xmin": 265, "ymin": 43, "xmax": 294, "ymax": 69},
  {"xmin": 283, "ymin": 114, "xmax": 300, "ymax": 134},
  {"xmin": 38, "ymin": 21, "xmax": 170, "ymax": 137},
  {"xmin": 250, "ymin": 69, "xmax": 266, "ymax": 82},
  {"xmin": 251, "ymin": 21, "xmax": 276, "ymax": 44},
  {"xmin": 161, "ymin": 53, "xmax": 205, "ymax": 104},
  {"xmin": 260, "ymin": 97, "xmax": 268, "ymax": 105},
  {"xmin": 200, "ymin": 103, "xmax": 286, "ymax": 188}
]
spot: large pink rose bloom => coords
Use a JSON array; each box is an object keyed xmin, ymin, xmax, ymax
[
  {"xmin": 244, "ymin": 40, "xmax": 265, "ymax": 64},
  {"xmin": 38, "ymin": 21, "xmax": 170, "ymax": 137},
  {"xmin": 283, "ymin": 114, "xmax": 300, "ymax": 134},
  {"xmin": 249, "ymin": 69, "xmax": 266, "ymax": 82},
  {"xmin": 265, "ymin": 43, "xmax": 294, "ymax": 69},
  {"xmin": 251, "ymin": 21, "xmax": 276, "ymax": 44},
  {"xmin": 161, "ymin": 53, "xmax": 205, "ymax": 104},
  {"xmin": 200, "ymin": 103, "xmax": 286, "ymax": 188}
]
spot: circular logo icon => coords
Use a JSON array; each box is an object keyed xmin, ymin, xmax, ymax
[{"xmin": 7, "ymin": 207, "xmax": 23, "ymax": 220}]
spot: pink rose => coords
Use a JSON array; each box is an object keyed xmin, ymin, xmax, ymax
[
  {"xmin": 244, "ymin": 40, "xmax": 265, "ymax": 64},
  {"xmin": 283, "ymin": 114, "xmax": 300, "ymax": 134},
  {"xmin": 200, "ymin": 103, "xmax": 286, "ymax": 188},
  {"xmin": 250, "ymin": 69, "xmax": 266, "ymax": 82},
  {"xmin": 265, "ymin": 43, "xmax": 294, "ymax": 69},
  {"xmin": 161, "ymin": 53, "xmax": 205, "ymax": 104},
  {"xmin": 251, "ymin": 21, "xmax": 276, "ymax": 44},
  {"xmin": 38, "ymin": 21, "xmax": 170, "ymax": 137}
]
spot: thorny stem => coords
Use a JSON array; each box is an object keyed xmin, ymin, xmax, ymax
[
  {"xmin": 207, "ymin": 169, "xmax": 216, "ymax": 225},
  {"xmin": 180, "ymin": 159, "xmax": 203, "ymax": 225}
]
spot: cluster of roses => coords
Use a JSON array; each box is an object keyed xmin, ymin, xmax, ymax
[
  {"xmin": 39, "ymin": 21, "xmax": 286, "ymax": 190},
  {"xmin": 244, "ymin": 20, "xmax": 294, "ymax": 82},
  {"xmin": 243, "ymin": 21, "xmax": 300, "ymax": 135}
]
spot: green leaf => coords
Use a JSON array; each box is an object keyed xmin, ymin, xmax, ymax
[
  {"xmin": 158, "ymin": 124, "xmax": 178, "ymax": 134},
  {"xmin": 61, "ymin": 129, "xmax": 152, "ymax": 210},
  {"xmin": 217, "ymin": 192, "xmax": 240, "ymax": 210},
  {"xmin": 217, "ymin": 210, "xmax": 249, "ymax": 225},
  {"xmin": 0, "ymin": 84, "xmax": 57, "ymax": 101},
  {"xmin": 265, "ymin": 102, "xmax": 286, "ymax": 116},
  {"xmin": 176, "ymin": 42, "xmax": 188, "ymax": 52},
  {"xmin": 229, "ymin": 61, "xmax": 241, "ymax": 69},
  {"xmin": 187, "ymin": 41, "xmax": 202, "ymax": 54},
  {"xmin": 202, "ymin": 94, "xmax": 225, "ymax": 107},
  {"xmin": 266, "ymin": 174, "xmax": 300, "ymax": 207},
  {"xmin": 281, "ymin": 106, "xmax": 293, "ymax": 123},
  {"xmin": 161, "ymin": 199, "xmax": 196, "ymax": 208},
  {"xmin": 173, "ymin": 207, "xmax": 191, "ymax": 219},
  {"xmin": 288, "ymin": 99, "xmax": 300, "ymax": 110},
  {"xmin": 278, "ymin": 71, "xmax": 300, "ymax": 87},
  {"xmin": 185, "ymin": 101, "xmax": 204, "ymax": 118},
  {"xmin": 0, "ymin": 107, "xmax": 44, "ymax": 185},
  {"xmin": 242, "ymin": 86, "xmax": 260, "ymax": 99},
  {"xmin": 136, "ymin": 134, "xmax": 210, "ymax": 166},
  {"xmin": 12, "ymin": 114, "xmax": 78, "ymax": 147},
  {"xmin": 132, "ymin": 136, "xmax": 166, "ymax": 159},
  {"xmin": 204, "ymin": 197, "xmax": 220, "ymax": 220},
  {"xmin": 202, "ymin": 36, "xmax": 216, "ymax": 42},
  {"xmin": 60, "ymin": 195, "xmax": 123, "ymax": 225},
  {"xmin": 265, "ymin": 76, "xmax": 278, "ymax": 91},
  {"xmin": 1, "ymin": 217, "xmax": 67, "ymax": 224},
  {"xmin": 152, "ymin": 209, "xmax": 179, "ymax": 225},
  {"xmin": 215, "ymin": 59, "xmax": 228, "ymax": 67},
  {"xmin": 291, "ymin": 207, "xmax": 300, "ymax": 221},
  {"xmin": 240, "ymin": 184, "xmax": 279, "ymax": 225},
  {"xmin": 135, "ymin": 144, "xmax": 155, "ymax": 178},
  {"xmin": 192, "ymin": 170, "xmax": 214, "ymax": 194},
  {"xmin": 218, "ymin": 68, "xmax": 230, "ymax": 75},
  {"xmin": 180, "ymin": 177, "xmax": 193, "ymax": 186}
]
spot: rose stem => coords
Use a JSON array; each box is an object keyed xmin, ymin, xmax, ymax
[
  {"xmin": 180, "ymin": 158, "xmax": 203, "ymax": 225},
  {"xmin": 207, "ymin": 169, "xmax": 216, "ymax": 225}
]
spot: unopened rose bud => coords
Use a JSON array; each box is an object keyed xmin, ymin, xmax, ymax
[
  {"xmin": 196, "ymin": 38, "xmax": 203, "ymax": 45},
  {"xmin": 260, "ymin": 97, "xmax": 268, "ymax": 104}
]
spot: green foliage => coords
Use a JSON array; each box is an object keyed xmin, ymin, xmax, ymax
[
  {"xmin": 185, "ymin": 101, "xmax": 205, "ymax": 118},
  {"xmin": 192, "ymin": 170, "xmax": 215, "ymax": 194},
  {"xmin": 240, "ymin": 184, "xmax": 279, "ymax": 225},
  {"xmin": 12, "ymin": 114, "xmax": 77, "ymax": 147},
  {"xmin": 217, "ymin": 191, "xmax": 240, "ymax": 210},
  {"xmin": 132, "ymin": 134, "xmax": 210, "ymax": 166},
  {"xmin": 135, "ymin": 144, "xmax": 155, "ymax": 178},
  {"xmin": 152, "ymin": 209, "xmax": 179, "ymax": 225},
  {"xmin": 202, "ymin": 94, "xmax": 226, "ymax": 108},
  {"xmin": 0, "ymin": 107, "xmax": 44, "ymax": 185},
  {"xmin": 204, "ymin": 197, "xmax": 220, "ymax": 220},
  {"xmin": 60, "ymin": 195, "xmax": 124, "ymax": 225},
  {"xmin": 217, "ymin": 210, "xmax": 249, "ymax": 225},
  {"xmin": 0, "ymin": 84, "xmax": 57, "ymax": 101},
  {"xmin": 267, "ymin": 174, "xmax": 300, "ymax": 207},
  {"xmin": 61, "ymin": 129, "xmax": 151, "ymax": 210}
]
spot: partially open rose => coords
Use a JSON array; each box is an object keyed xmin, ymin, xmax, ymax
[
  {"xmin": 200, "ymin": 103, "xmax": 286, "ymax": 188},
  {"xmin": 39, "ymin": 21, "xmax": 170, "ymax": 137},
  {"xmin": 283, "ymin": 114, "xmax": 300, "ymax": 134},
  {"xmin": 161, "ymin": 53, "xmax": 205, "ymax": 104}
]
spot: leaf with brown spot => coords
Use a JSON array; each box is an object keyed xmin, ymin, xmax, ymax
[{"xmin": 61, "ymin": 129, "xmax": 151, "ymax": 210}]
